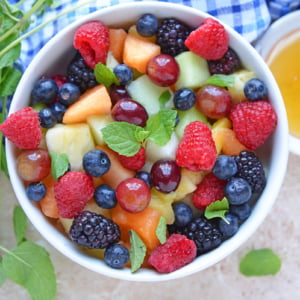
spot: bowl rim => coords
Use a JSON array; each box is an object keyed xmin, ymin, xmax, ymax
[
  {"xmin": 7, "ymin": 1, "xmax": 289, "ymax": 281},
  {"xmin": 255, "ymin": 9, "xmax": 300, "ymax": 156}
]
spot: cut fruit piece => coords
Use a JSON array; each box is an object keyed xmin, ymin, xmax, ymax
[
  {"xmin": 87, "ymin": 114, "xmax": 114, "ymax": 145},
  {"xmin": 212, "ymin": 117, "xmax": 232, "ymax": 131},
  {"xmin": 127, "ymin": 74, "xmax": 173, "ymax": 115},
  {"xmin": 106, "ymin": 51, "xmax": 119, "ymax": 71},
  {"xmin": 63, "ymin": 84, "xmax": 112, "ymax": 124},
  {"xmin": 111, "ymin": 204, "xmax": 162, "ymax": 251},
  {"xmin": 149, "ymin": 193, "xmax": 174, "ymax": 224},
  {"xmin": 39, "ymin": 175, "xmax": 59, "ymax": 219},
  {"xmin": 109, "ymin": 28, "xmax": 127, "ymax": 63},
  {"xmin": 175, "ymin": 106, "xmax": 208, "ymax": 140},
  {"xmin": 95, "ymin": 145, "xmax": 135, "ymax": 189},
  {"xmin": 83, "ymin": 198, "xmax": 111, "ymax": 219},
  {"xmin": 45, "ymin": 123, "xmax": 95, "ymax": 171},
  {"xmin": 175, "ymin": 51, "xmax": 210, "ymax": 89},
  {"xmin": 123, "ymin": 34, "xmax": 160, "ymax": 74},
  {"xmin": 128, "ymin": 25, "xmax": 157, "ymax": 43}
]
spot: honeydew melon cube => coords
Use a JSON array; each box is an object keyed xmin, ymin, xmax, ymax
[
  {"xmin": 87, "ymin": 114, "xmax": 114, "ymax": 145},
  {"xmin": 127, "ymin": 74, "xmax": 173, "ymax": 115},
  {"xmin": 175, "ymin": 51, "xmax": 210, "ymax": 89},
  {"xmin": 45, "ymin": 123, "xmax": 95, "ymax": 171}
]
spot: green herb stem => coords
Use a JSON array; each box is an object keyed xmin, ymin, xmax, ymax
[{"xmin": 0, "ymin": 0, "xmax": 95, "ymax": 59}]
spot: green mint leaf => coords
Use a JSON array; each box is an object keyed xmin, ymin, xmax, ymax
[
  {"xmin": 0, "ymin": 263, "xmax": 7, "ymax": 287},
  {"xmin": 206, "ymin": 74, "xmax": 235, "ymax": 87},
  {"xmin": 49, "ymin": 152, "xmax": 69, "ymax": 181},
  {"xmin": 146, "ymin": 109, "xmax": 177, "ymax": 146},
  {"xmin": 13, "ymin": 206, "xmax": 27, "ymax": 245},
  {"xmin": 159, "ymin": 90, "xmax": 171, "ymax": 109},
  {"xmin": 129, "ymin": 230, "xmax": 147, "ymax": 273},
  {"xmin": 0, "ymin": 67, "xmax": 22, "ymax": 97},
  {"xmin": 2, "ymin": 241, "xmax": 57, "ymax": 300},
  {"xmin": 102, "ymin": 122, "xmax": 142, "ymax": 156},
  {"xmin": 94, "ymin": 63, "xmax": 119, "ymax": 88},
  {"xmin": 0, "ymin": 140, "xmax": 9, "ymax": 178},
  {"xmin": 239, "ymin": 248, "xmax": 281, "ymax": 277},
  {"xmin": 204, "ymin": 197, "xmax": 229, "ymax": 222},
  {"xmin": 135, "ymin": 127, "xmax": 150, "ymax": 143},
  {"xmin": 0, "ymin": 34, "xmax": 21, "ymax": 68},
  {"xmin": 156, "ymin": 216, "xmax": 167, "ymax": 244}
]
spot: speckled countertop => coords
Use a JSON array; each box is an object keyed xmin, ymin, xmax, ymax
[{"xmin": 0, "ymin": 152, "xmax": 299, "ymax": 300}]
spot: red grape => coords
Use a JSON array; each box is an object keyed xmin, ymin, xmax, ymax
[
  {"xmin": 195, "ymin": 85, "xmax": 232, "ymax": 119},
  {"xmin": 109, "ymin": 84, "xmax": 130, "ymax": 106},
  {"xmin": 17, "ymin": 149, "xmax": 51, "ymax": 182},
  {"xmin": 146, "ymin": 54, "xmax": 179, "ymax": 86},
  {"xmin": 116, "ymin": 178, "xmax": 151, "ymax": 213}
]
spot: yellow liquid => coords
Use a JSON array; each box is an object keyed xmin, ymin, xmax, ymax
[{"xmin": 267, "ymin": 29, "xmax": 300, "ymax": 138}]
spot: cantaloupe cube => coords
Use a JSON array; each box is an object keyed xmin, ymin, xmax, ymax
[
  {"xmin": 123, "ymin": 34, "xmax": 160, "ymax": 74},
  {"xmin": 109, "ymin": 28, "xmax": 127, "ymax": 63},
  {"xmin": 63, "ymin": 85, "xmax": 112, "ymax": 124}
]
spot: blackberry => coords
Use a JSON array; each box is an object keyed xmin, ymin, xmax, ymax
[
  {"xmin": 234, "ymin": 150, "xmax": 266, "ymax": 195},
  {"xmin": 156, "ymin": 18, "xmax": 192, "ymax": 57},
  {"xmin": 168, "ymin": 217, "xmax": 223, "ymax": 256},
  {"xmin": 67, "ymin": 52, "xmax": 97, "ymax": 93},
  {"xmin": 208, "ymin": 48, "xmax": 241, "ymax": 75},
  {"xmin": 69, "ymin": 211, "xmax": 120, "ymax": 249}
]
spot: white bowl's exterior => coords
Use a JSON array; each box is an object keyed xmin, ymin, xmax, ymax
[
  {"xmin": 7, "ymin": 2, "xmax": 289, "ymax": 281},
  {"xmin": 255, "ymin": 10, "xmax": 300, "ymax": 156}
]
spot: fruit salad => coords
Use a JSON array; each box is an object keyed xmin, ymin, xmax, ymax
[{"xmin": 0, "ymin": 13, "xmax": 278, "ymax": 274}]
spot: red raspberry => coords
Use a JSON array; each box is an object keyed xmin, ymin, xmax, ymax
[
  {"xmin": 51, "ymin": 75, "xmax": 67, "ymax": 88},
  {"xmin": 117, "ymin": 147, "xmax": 146, "ymax": 170},
  {"xmin": 0, "ymin": 107, "xmax": 42, "ymax": 149},
  {"xmin": 229, "ymin": 100, "xmax": 277, "ymax": 150},
  {"xmin": 185, "ymin": 18, "xmax": 229, "ymax": 60},
  {"xmin": 192, "ymin": 172, "xmax": 226, "ymax": 210},
  {"xmin": 54, "ymin": 171, "xmax": 94, "ymax": 218},
  {"xmin": 73, "ymin": 20, "xmax": 109, "ymax": 69},
  {"xmin": 176, "ymin": 121, "xmax": 217, "ymax": 171},
  {"xmin": 148, "ymin": 234, "xmax": 197, "ymax": 273}
]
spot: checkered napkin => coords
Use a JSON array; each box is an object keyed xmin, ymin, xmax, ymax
[{"xmin": 16, "ymin": 0, "xmax": 298, "ymax": 68}]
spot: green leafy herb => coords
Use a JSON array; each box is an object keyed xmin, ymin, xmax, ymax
[
  {"xmin": 49, "ymin": 152, "xmax": 69, "ymax": 180},
  {"xmin": 102, "ymin": 109, "xmax": 177, "ymax": 156},
  {"xmin": 13, "ymin": 206, "xmax": 27, "ymax": 245},
  {"xmin": 239, "ymin": 248, "xmax": 281, "ymax": 277},
  {"xmin": 204, "ymin": 197, "xmax": 229, "ymax": 223},
  {"xmin": 159, "ymin": 90, "xmax": 171, "ymax": 109},
  {"xmin": 0, "ymin": 67, "xmax": 22, "ymax": 97},
  {"xmin": 206, "ymin": 74, "xmax": 235, "ymax": 87},
  {"xmin": 94, "ymin": 63, "xmax": 119, "ymax": 88},
  {"xmin": 156, "ymin": 216, "xmax": 167, "ymax": 244},
  {"xmin": 0, "ymin": 264, "xmax": 6, "ymax": 287},
  {"xmin": 129, "ymin": 230, "xmax": 147, "ymax": 273}
]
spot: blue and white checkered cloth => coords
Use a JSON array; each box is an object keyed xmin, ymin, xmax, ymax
[{"xmin": 14, "ymin": 0, "xmax": 300, "ymax": 69}]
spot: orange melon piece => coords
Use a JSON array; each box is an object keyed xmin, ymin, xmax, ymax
[
  {"xmin": 123, "ymin": 34, "xmax": 160, "ymax": 73},
  {"xmin": 109, "ymin": 28, "xmax": 127, "ymax": 62},
  {"xmin": 95, "ymin": 145, "xmax": 135, "ymax": 189},
  {"xmin": 39, "ymin": 175, "xmax": 59, "ymax": 219},
  {"xmin": 111, "ymin": 204, "xmax": 162, "ymax": 251},
  {"xmin": 63, "ymin": 85, "xmax": 112, "ymax": 124}
]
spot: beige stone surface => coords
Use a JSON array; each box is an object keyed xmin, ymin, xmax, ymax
[{"xmin": 0, "ymin": 153, "xmax": 299, "ymax": 300}]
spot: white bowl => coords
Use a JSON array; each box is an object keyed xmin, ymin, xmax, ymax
[
  {"xmin": 7, "ymin": 2, "xmax": 289, "ymax": 281},
  {"xmin": 255, "ymin": 10, "xmax": 300, "ymax": 156}
]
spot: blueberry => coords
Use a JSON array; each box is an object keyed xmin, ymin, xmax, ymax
[
  {"xmin": 136, "ymin": 13, "xmax": 158, "ymax": 37},
  {"xmin": 58, "ymin": 82, "xmax": 80, "ymax": 106},
  {"xmin": 39, "ymin": 107, "xmax": 57, "ymax": 128},
  {"xmin": 104, "ymin": 244, "xmax": 129, "ymax": 269},
  {"xmin": 50, "ymin": 102, "xmax": 67, "ymax": 123},
  {"xmin": 135, "ymin": 171, "xmax": 152, "ymax": 187},
  {"xmin": 173, "ymin": 202, "xmax": 193, "ymax": 227},
  {"xmin": 244, "ymin": 78, "xmax": 268, "ymax": 101},
  {"xmin": 173, "ymin": 88, "xmax": 196, "ymax": 111},
  {"xmin": 94, "ymin": 184, "xmax": 117, "ymax": 209},
  {"xmin": 225, "ymin": 177, "xmax": 252, "ymax": 205},
  {"xmin": 230, "ymin": 203, "xmax": 251, "ymax": 221},
  {"xmin": 83, "ymin": 149, "xmax": 111, "ymax": 177},
  {"xmin": 26, "ymin": 182, "xmax": 46, "ymax": 201},
  {"xmin": 212, "ymin": 155, "xmax": 238, "ymax": 180},
  {"xmin": 218, "ymin": 213, "xmax": 239, "ymax": 238},
  {"xmin": 113, "ymin": 64, "xmax": 133, "ymax": 86},
  {"xmin": 31, "ymin": 78, "xmax": 58, "ymax": 105}
]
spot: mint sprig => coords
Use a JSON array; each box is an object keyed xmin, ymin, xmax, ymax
[
  {"xmin": 101, "ymin": 109, "xmax": 177, "ymax": 156},
  {"xmin": 129, "ymin": 230, "xmax": 147, "ymax": 273},
  {"xmin": 49, "ymin": 152, "xmax": 69, "ymax": 180},
  {"xmin": 94, "ymin": 63, "xmax": 119, "ymax": 88},
  {"xmin": 204, "ymin": 197, "xmax": 230, "ymax": 223},
  {"xmin": 206, "ymin": 74, "xmax": 235, "ymax": 87}
]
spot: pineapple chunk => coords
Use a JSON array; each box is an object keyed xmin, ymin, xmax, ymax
[
  {"xmin": 45, "ymin": 123, "xmax": 95, "ymax": 171},
  {"xmin": 149, "ymin": 193, "xmax": 175, "ymax": 224},
  {"xmin": 87, "ymin": 114, "xmax": 113, "ymax": 145}
]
